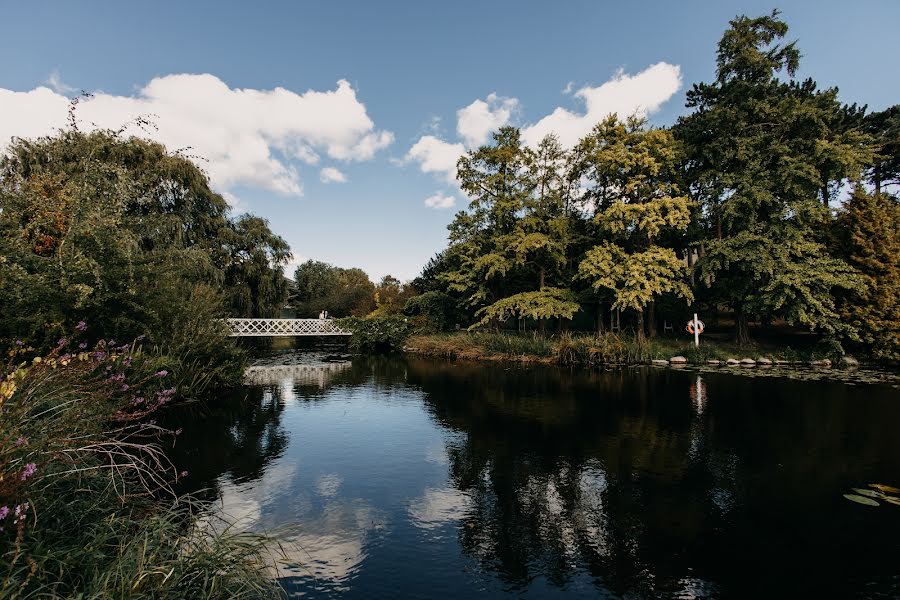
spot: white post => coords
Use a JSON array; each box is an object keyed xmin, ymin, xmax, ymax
[{"xmin": 693, "ymin": 313, "xmax": 700, "ymax": 348}]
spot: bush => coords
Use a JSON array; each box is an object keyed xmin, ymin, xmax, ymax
[
  {"xmin": 339, "ymin": 315, "xmax": 412, "ymax": 353},
  {"xmin": 402, "ymin": 291, "xmax": 458, "ymax": 332}
]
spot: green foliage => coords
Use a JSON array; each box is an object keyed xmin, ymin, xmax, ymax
[
  {"xmin": 0, "ymin": 129, "xmax": 289, "ymax": 355},
  {"xmin": 0, "ymin": 341, "xmax": 281, "ymax": 598},
  {"xmin": 339, "ymin": 315, "xmax": 412, "ymax": 353},
  {"xmin": 473, "ymin": 288, "xmax": 580, "ymax": 329},
  {"xmin": 402, "ymin": 291, "xmax": 458, "ymax": 332},
  {"xmin": 674, "ymin": 10, "xmax": 872, "ymax": 344},
  {"xmin": 579, "ymin": 244, "xmax": 692, "ymax": 313},
  {"xmin": 292, "ymin": 260, "xmax": 375, "ymax": 317},
  {"xmin": 833, "ymin": 190, "xmax": 900, "ymax": 359}
]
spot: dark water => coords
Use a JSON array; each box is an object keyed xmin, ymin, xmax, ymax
[{"xmin": 170, "ymin": 355, "xmax": 900, "ymax": 599}]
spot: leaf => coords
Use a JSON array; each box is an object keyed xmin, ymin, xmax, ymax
[
  {"xmin": 883, "ymin": 496, "xmax": 900, "ymax": 507},
  {"xmin": 843, "ymin": 494, "xmax": 879, "ymax": 507},
  {"xmin": 851, "ymin": 488, "xmax": 882, "ymax": 498},
  {"xmin": 870, "ymin": 484, "xmax": 900, "ymax": 495}
]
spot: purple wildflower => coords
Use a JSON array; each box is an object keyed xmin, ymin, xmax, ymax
[
  {"xmin": 75, "ymin": 321, "xmax": 87, "ymax": 332},
  {"xmin": 0, "ymin": 506, "xmax": 9, "ymax": 520},
  {"xmin": 179, "ymin": 470, "xmax": 188, "ymax": 478},
  {"xmin": 20, "ymin": 463, "xmax": 36, "ymax": 481},
  {"xmin": 136, "ymin": 334, "xmax": 146, "ymax": 342},
  {"xmin": 109, "ymin": 373, "xmax": 125, "ymax": 382},
  {"xmin": 121, "ymin": 384, "xmax": 129, "ymax": 392},
  {"xmin": 14, "ymin": 503, "xmax": 28, "ymax": 523},
  {"xmin": 175, "ymin": 428, "xmax": 183, "ymax": 436},
  {"xmin": 78, "ymin": 342, "xmax": 87, "ymax": 350},
  {"xmin": 14, "ymin": 436, "xmax": 27, "ymax": 447},
  {"xmin": 124, "ymin": 356, "xmax": 133, "ymax": 366},
  {"xmin": 15, "ymin": 340, "xmax": 24, "ymax": 347},
  {"xmin": 155, "ymin": 370, "xmax": 169, "ymax": 378},
  {"xmin": 132, "ymin": 396, "xmax": 145, "ymax": 406},
  {"xmin": 57, "ymin": 338, "xmax": 68, "ymax": 347},
  {"xmin": 94, "ymin": 351, "xmax": 107, "ymax": 361}
]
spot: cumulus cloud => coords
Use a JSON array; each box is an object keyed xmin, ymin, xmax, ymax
[
  {"xmin": 521, "ymin": 62, "xmax": 682, "ymax": 147},
  {"xmin": 0, "ymin": 74, "xmax": 393, "ymax": 197},
  {"xmin": 403, "ymin": 63, "xmax": 681, "ymax": 192},
  {"xmin": 423, "ymin": 192, "xmax": 456, "ymax": 209},
  {"xmin": 320, "ymin": 166, "xmax": 347, "ymax": 183},
  {"xmin": 404, "ymin": 135, "xmax": 465, "ymax": 185},
  {"xmin": 456, "ymin": 92, "xmax": 518, "ymax": 148}
]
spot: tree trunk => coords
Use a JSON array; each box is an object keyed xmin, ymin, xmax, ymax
[
  {"xmin": 596, "ymin": 302, "xmax": 605, "ymax": 334},
  {"xmin": 734, "ymin": 303, "xmax": 751, "ymax": 346},
  {"xmin": 636, "ymin": 308, "xmax": 646, "ymax": 343},
  {"xmin": 822, "ymin": 185, "xmax": 830, "ymax": 208},
  {"xmin": 538, "ymin": 268, "xmax": 546, "ymax": 335},
  {"xmin": 647, "ymin": 301, "xmax": 657, "ymax": 338}
]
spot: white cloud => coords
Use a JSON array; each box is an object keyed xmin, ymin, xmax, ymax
[
  {"xmin": 423, "ymin": 192, "xmax": 456, "ymax": 209},
  {"xmin": 319, "ymin": 166, "xmax": 347, "ymax": 183},
  {"xmin": 561, "ymin": 81, "xmax": 575, "ymax": 95},
  {"xmin": 403, "ymin": 63, "xmax": 681, "ymax": 191},
  {"xmin": 521, "ymin": 62, "xmax": 682, "ymax": 147},
  {"xmin": 46, "ymin": 70, "xmax": 76, "ymax": 95},
  {"xmin": 404, "ymin": 135, "xmax": 465, "ymax": 185},
  {"xmin": 0, "ymin": 74, "xmax": 393, "ymax": 197},
  {"xmin": 456, "ymin": 92, "xmax": 518, "ymax": 148}
]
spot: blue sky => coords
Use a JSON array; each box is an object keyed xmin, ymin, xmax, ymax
[{"xmin": 1, "ymin": 1, "xmax": 898, "ymax": 280}]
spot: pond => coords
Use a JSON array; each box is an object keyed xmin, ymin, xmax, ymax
[{"xmin": 170, "ymin": 354, "xmax": 900, "ymax": 599}]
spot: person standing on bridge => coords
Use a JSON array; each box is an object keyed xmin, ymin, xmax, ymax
[{"xmin": 318, "ymin": 310, "xmax": 325, "ymax": 320}]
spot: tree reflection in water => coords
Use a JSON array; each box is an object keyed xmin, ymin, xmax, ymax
[
  {"xmin": 405, "ymin": 358, "xmax": 900, "ymax": 598},
  {"xmin": 169, "ymin": 355, "xmax": 900, "ymax": 598}
]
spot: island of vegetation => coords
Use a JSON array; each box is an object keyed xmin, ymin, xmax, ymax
[{"xmin": 0, "ymin": 10, "xmax": 896, "ymax": 598}]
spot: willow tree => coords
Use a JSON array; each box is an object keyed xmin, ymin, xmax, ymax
[
  {"xmin": 674, "ymin": 10, "xmax": 867, "ymax": 344},
  {"xmin": 0, "ymin": 129, "xmax": 290, "ymax": 347},
  {"xmin": 576, "ymin": 116, "xmax": 693, "ymax": 341},
  {"xmin": 445, "ymin": 127, "xmax": 579, "ymax": 331}
]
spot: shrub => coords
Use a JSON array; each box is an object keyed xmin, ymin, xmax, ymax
[{"xmin": 339, "ymin": 315, "xmax": 412, "ymax": 353}]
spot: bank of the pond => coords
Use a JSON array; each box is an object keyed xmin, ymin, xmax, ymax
[{"xmin": 404, "ymin": 331, "xmax": 873, "ymax": 369}]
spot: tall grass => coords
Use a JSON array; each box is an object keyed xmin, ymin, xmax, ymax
[{"xmin": 0, "ymin": 337, "xmax": 282, "ymax": 598}]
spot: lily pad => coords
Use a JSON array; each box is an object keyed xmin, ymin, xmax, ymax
[
  {"xmin": 844, "ymin": 494, "xmax": 880, "ymax": 507},
  {"xmin": 870, "ymin": 484, "xmax": 900, "ymax": 495},
  {"xmin": 851, "ymin": 488, "xmax": 882, "ymax": 498},
  {"xmin": 882, "ymin": 496, "xmax": 900, "ymax": 507}
]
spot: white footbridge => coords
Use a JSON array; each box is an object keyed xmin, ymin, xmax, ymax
[{"xmin": 226, "ymin": 318, "xmax": 351, "ymax": 337}]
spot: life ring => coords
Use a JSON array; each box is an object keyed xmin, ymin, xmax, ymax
[{"xmin": 686, "ymin": 320, "xmax": 705, "ymax": 334}]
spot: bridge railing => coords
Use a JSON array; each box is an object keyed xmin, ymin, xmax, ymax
[{"xmin": 225, "ymin": 318, "xmax": 351, "ymax": 337}]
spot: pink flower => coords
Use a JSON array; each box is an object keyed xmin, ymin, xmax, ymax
[
  {"xmin": 0, "ymin": 506, "xmax": 9, "ymax": 520},
  {"xmin": 21, "ymin": 463, "xmax": 37, "ymax": 481},
  {"xmin": 75, "ymin": 321, "xmax": 87, "ymax": 332},
  {"xmin": 14, "ymin": 436, "xmax": 27, "ymax": 447},
  {"xmin": 155, "ymin": 370, "xmax": 169, "ymax": 378}
]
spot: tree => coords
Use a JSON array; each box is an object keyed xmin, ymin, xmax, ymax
[
  {"xmin": 865, "ymin": 105, "xmax": 900, "ymax": 195},
  {"xmin": 446, "ymin": 128, "xmax": 580, "ymax": 331},
  {"xmin": 0, "ymin": 129, "xmax": 290, "ymax": 347},
  {"xmin": 292, "ymin": 260, "xmax": 376, "ymax": 317},
  {"xmin": 674, "ymin": 10, "xmax": 867, "ymax": 343},
  {"xmin": 833, "ymin": 189, "xmax": 900, "ymax": 359},
  {"xmin": 576, "ymin": 117, "xmax": 693, "ymax": 341}
]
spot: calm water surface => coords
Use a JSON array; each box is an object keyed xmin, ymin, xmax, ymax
[{"xmin": 171, "ymin": 354, "xmax": 900, "ymax": 599}]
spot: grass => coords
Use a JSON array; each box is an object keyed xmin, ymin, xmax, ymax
[
  {"xmin": 0, "ymin": 338, "xmax": 283, "ymax": 599},
  {"xmin": 406, "ymin": 331, "xmax": 850, "ymax": 366}
]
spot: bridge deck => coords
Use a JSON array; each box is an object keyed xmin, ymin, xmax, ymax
[{"xmin": 226, "ymin": 318, "xmax": 351, "ymax": 337}]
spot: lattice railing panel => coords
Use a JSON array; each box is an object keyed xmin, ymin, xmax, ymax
[{"xmin": 226, "ymin": 318, "xmax": 351, "ymax": 336}]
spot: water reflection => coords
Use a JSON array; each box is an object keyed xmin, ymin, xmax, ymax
[{"xmin": 171, "ymin": 355, "xmax": 900, "ymax": 598}]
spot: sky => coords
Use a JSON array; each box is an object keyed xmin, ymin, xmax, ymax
[{"xmin": 1, "ymin": 1, "xmax": 898, "ymax": 281}]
